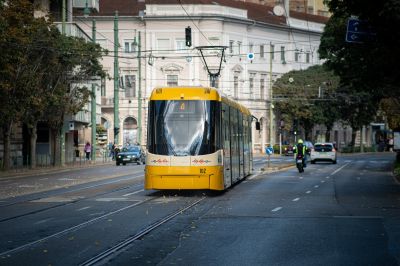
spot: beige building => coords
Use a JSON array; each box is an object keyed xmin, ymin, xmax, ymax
[{"xmin": 69, "ymin": 0, "xmax": 328, "ymax": 154}]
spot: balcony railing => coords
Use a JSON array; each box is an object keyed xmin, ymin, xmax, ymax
[{"xmin": 54, "ymin": 22, "xmax": 91, "ymax": 42}]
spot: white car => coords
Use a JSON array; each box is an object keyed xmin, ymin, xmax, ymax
[{"xmin": 310, "ymin": 142, "xmax": 337, "ymax": 164}]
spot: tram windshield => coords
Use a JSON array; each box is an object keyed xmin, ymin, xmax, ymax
[{"xmin": 147, "ymin": 100, "xmax": 220, "ymax": 156}]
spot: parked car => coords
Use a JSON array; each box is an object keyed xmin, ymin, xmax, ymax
[
  {"xmin": 116, "ymin": 145, "xmax": 146, "ymax": 166},
  {"xmin": 310, "ymin": 142, "xmax": 337, "ymax": 164}
]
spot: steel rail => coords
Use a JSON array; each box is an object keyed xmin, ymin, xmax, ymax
[
  {"xmin": 80, "ymin": 197, "xmax": 206, "ymax": 266},
  {"xmin": 0, "ymin": 196, "xmax": 154, "ymax": 257}
]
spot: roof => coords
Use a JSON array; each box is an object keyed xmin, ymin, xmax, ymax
[
  {"xmin": 87, "ymin": 0, "xmax": 326, "ymax": 26},
  {"xmin": 149, "ymin": 86, "xmax": 251, "ymax": 116}
]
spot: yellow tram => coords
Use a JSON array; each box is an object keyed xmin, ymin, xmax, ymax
[{"xmin": 145, "ymin": 86, "xmax": 255, "ymax": 190}]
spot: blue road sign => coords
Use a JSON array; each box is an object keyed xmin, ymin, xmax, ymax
[
  {"xmin": 346, "ymin": 18, "xmax": 376, "ymax": 43},
  {"xmin": 266, "ymin": 147, "xmax": 274, "ymax": 155}
]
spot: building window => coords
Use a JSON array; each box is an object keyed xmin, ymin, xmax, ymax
[
  {"xmin": 295, "ymin": 51, "xmax": 299, "ymax": 62},
  {"xmin": 229, "ymin": 40, "xmax": 234, "ymax": 54},
  {"xmin": 237, "ymin": 41, "xmax": 242, "ymax": 55},
  {"xmin": 249, "ymin": 43, "xmax": 254, "ymax": 53},
  {"xmin": 124, "ymin": 75, "xmax": 136, "ymax": 98},
  {"xmin": 260, "ymin": 45, "xmax": 264, "ymax": 58},
  {"xmin": 234, "ymin": 76, "xmax": 239, "ymax": 98},
  {"xmin": 271, "ymin": 44, "xmax": 275, "ymax": 60},
  {"xmin": 306, "ymin": 52, "xmax": 310, "ymax": 63},
  {"xmin": 124, "ymin": 39, "xmax": 136, "ymax": 53},
  {"xmin": 176, "ymin": 39, "xmax": 185, "ymax": 53},
  {"xmin": 101, "ymin": 76, "xmax": 106, "ymax": 97},
  {"xmin": 157, "ymin": 39, "xmax": 170, "ymax": 53},
  {"xmin": 280, "ymin": 46, "xmax": 285, "ymax": 62},
  {"xmin": 167, "ymin": 75, "xmax": 178, "ymax": 86},
  {"xmin": 249, "ymin": 73, "xmax": 256, "ymax": 99},
  {"xmin": 260, "ymin": 76, "xmax": 265, "ymax": 100}
]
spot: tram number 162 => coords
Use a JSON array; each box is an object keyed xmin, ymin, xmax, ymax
[{"xmin": 200, "ymin": 168, "xmax": 206, "ymax": 174}]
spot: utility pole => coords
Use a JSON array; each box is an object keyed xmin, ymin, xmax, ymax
[
  {"xmin": 137, "ymin": 31, "xmax": 142, "ymax": 145},
  {"xmin": 113, "ymin": 11, "xmax": 120, "ymax": 145},
  {"xmin": 62, "ymin": 0, "xmax": 66, "ymax": 34},
  {"xmin": 60, "ymin": 0, "xmax": 67, "ymax": 166},
  {"xmin": 269, "ymin": 42, "xmax": 274, "ymax": 148},
  {"xmin": 91, "ymin": 19, "xmax": 97, "ymax": 161}
]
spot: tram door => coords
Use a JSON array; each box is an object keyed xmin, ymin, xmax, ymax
[
  {"xmin": 231, "ymin": 107, "xmax": 240, "ymax": 182},
  {"xmin": 222, "ymin": 104, "xmax": 231, "ymax": 188}
]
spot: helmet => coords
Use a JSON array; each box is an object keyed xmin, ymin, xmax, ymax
[{"xmin": 297, "ymin": 139, "xmax": 303, "ymax": 144}]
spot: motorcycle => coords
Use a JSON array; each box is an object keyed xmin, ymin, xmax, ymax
[{"xmin": 296, "ymin": 155, "xmax": 305, "ymax": 173}]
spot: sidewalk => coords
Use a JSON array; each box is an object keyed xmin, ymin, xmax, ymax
[{"xmin": 0, "ymin": 156, "xmax": 114, "ymax": 179}]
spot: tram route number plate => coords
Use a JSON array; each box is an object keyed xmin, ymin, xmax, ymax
[{"xmin": 200, "ymin": 168, "xmax": 206, "ymax": 174}]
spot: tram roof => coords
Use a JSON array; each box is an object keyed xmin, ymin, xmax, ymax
[{"xmin": 149, "ymin": 86, "xmax": 251, "ymax": 116}]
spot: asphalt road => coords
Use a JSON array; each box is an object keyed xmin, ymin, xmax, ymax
[{"xmin": 0, "ymin": 153, "xmax": 399, "ymax": 265}]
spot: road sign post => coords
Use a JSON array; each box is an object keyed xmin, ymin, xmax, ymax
[{"xmin": 266, "ymin": 146, "xmax": 274, "ymax": 168}]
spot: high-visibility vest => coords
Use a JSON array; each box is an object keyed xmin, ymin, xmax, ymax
[{"xmin": 294, "ymin": 144, "xmax": 306, "ymax": 156}]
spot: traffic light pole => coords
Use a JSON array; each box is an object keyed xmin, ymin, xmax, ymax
[
  {"xmin": 91, "ymin": 19, "xmax": 97, "ymax": 161},
  {"xmin": 113, "ymin": 11, "xmax": 119, "ymax": 145},
  {"xmin": 269, "ymin": 42, "xmax": 274, "ymax": 148}
]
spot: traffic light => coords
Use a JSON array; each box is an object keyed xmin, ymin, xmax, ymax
[{"xmin": 185, "ymin": 26, "xmax": 191, "ymax": 47}]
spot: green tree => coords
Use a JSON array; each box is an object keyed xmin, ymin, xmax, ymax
[
  {"xmin": 273, "ymin": 65, "xmax": 340, "ymax": 142},
  {"xmin": 319, "ymin": 0, "xmax": 400, "ymax": 138},
  {"xmin": 0, "ymin": 0, "xmax": 105, "ymax": 169},
  {"xmin": 0, "ymin": 0, "xmax": 37, "ymax": 169}
]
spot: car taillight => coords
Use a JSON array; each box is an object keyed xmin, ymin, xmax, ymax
[{"xmin": 332, "ymin": 148, "xmax": 336, "ymax": 152}]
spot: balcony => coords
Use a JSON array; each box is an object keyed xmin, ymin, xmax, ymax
[
  {"xmin": 54, "ymin": 22, "xmax": 91, "ymax": 42},
  {"xmin": 73, "ymin": 0, "xmax": 100, "ymax": 12}
]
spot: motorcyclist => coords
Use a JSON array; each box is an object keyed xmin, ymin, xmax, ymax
[{"xmin": 294, "ymin": 139, "xmax": 307, "ymax": 167}]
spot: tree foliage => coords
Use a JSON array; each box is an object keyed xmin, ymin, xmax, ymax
[
  {"xmin": 0, "ymin": 0, "xmax": 105, "ymax": 169},
  {"xmin": 273, "ymin": 65, "xmax": 340, "ymax": 141},
  {"xmin": 319, "ymin": 0, "xmax": 400, "ymax": 132}
]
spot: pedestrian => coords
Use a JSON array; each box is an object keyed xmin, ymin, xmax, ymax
[
  {"xmin": 112, "ymin": 143, "xmax": 116, "ymax": 160},
  {"xmin": 108, "ymin": 142, "xmax": 114, "ymax": 158},
  {"xmin": 84, "ymin": 141, "xmax": 91, "ymax": 160}
]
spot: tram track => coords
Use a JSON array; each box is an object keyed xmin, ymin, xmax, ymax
[
  {"xmin": 0, "ymin": 170, "xmax": 145, "ymax": 208},
  {"xmin": 79, "ymin": 197, "xmax": 206, "ymax": 266},
  {"xmin": 0, "ymin": 173, "xmax": 145, "ymax": 223},
  {"xmin": 0, "ymin": 193, "xmax": 156, "ymax": 258}
]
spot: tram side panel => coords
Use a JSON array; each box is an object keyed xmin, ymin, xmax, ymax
[{"xmin": 222, "ymin": 103, "xmax": 232, "ymax": 189}]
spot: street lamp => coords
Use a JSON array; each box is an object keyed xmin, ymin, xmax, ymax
[{"xmin": 83, "ymin": 0, "xmax": 90, "ymax": 18}]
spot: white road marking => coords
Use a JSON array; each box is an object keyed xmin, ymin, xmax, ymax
[
  {"xmin": 299, "ymin": 176, "xmax": 303, "ymax": 179},
  {"xmin": 58, "ymin": 178, "xmax": 76, "ymax": 181},
  {"xmin": 321, "ymin": 180, "xmax": 325, "ymax": 183},
  {"xmin": 271, "ymin": 207, "xmax": 282, "ymax": 212},
  {"xmin": 326, "ymin": 176, "xmax": 330, "ymax": 179},
  {"xmin": 331, "ymin": 163, "xmax": 350, "ymax": 176},
  {"xmin": 306, "ymin": 191, "xmax": 312, "ymax": 194},
  {"xmin": 96, "ymin": 198, "xmax": 129, "ymax": 202},
  {"xmin": 77, "ymin": 206, "xmax": 91, "ymax": 211},
  {"xmin": 34, "ymin": 218, "xmax": 53, "ymax": 225},
  {"xmin": 123, "ymin": 189, "xmax": 144, "ymax": 197},
  {"xmin": 314, "ymin": 185, "xmax": 319, "ymax": 188},
  {"xmin": 292, "ymin": 198, "xmax": 300, "ymax": 202}
]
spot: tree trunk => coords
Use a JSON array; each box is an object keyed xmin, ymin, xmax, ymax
[
  {"xmin": 29, "ymin": 121, "xmax": 38, "ymax": 169},
  {"xmin": 2, "ymin": 122, "xmax": 12, "ymax": 170},
  {"xmin": 351, "ymin": 130, "xmax": 358, "ymax": 152},
  {"xmin": 52, "ymin": 128, "xmax": 61, "ymax": 167},
  {"xmin": 325, "ymin": 126, "xmax": 332, "ymax": 142}
]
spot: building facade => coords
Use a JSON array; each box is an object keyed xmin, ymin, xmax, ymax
[{"xmin": 73, "ymin": 0, "xmax": 327, "ymax": 153}]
